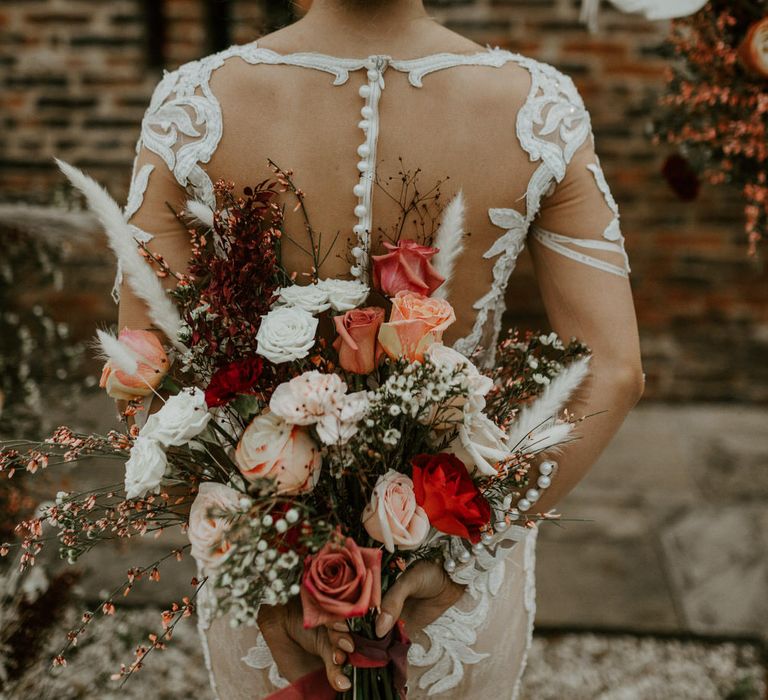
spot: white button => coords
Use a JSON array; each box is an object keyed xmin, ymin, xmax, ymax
[
  {"xmin": 367, "ymin": 69, "xmax": 378, "ymax": 81},
  {"xmin": 353, "ymin": 224, "xmax": 365, "ymax": 235},
  {"xmin": 537, "ymin": 475, "xmax": 551, "ymax": 489},
  {"xmin": 539, "ymin": 460, "xmax": 555, "ymax": 476},
  {"xmin": 351, "ymin": 246, "xmax": 363, "ymax": 258},
  {"xmin": 526, "ymin": 489, "xmax": 540, "ymax": 503},
  {"xmin": 350, "ymin": 265, "xmax": 361, "ymax": 277},
  {"xmin": 357, "ymin": 161, "xmax": 368, "ymax": 172},
  {"xmin": 358, "ymin": 120, "xmax": 369, "ymax": 130},
  {"xmin": 353, "ymin": 183, "xmax": 365, "ymax": 197},
  {"xmin": 354, "ymin": 204, "xmax": 367, "ymax": 218},
  {"xmin": 357, "ymin": 143, "xmax": 370, "ymax": 157},
  {"xmin": 518, "ymin": 498, "xmax": 531, "ymax": 512},
  {"xmin": 359, "ymin": 85, "xmax": 371, "ymax": 98},
  {"xmin": 361, "ymin": 106, "xmax": 373, "ymax": 118}
]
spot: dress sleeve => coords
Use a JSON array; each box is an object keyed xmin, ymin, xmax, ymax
[
  {"xmin": 529, "ymin": 91, "xmax": 630, "ymax": 279},
  {"xmin": 116, "ymin": 67, "xmax": 205, "ymax": 333}
]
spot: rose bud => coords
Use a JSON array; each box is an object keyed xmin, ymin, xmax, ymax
[
  {"xmin": 372, "ymin": 239, "xmax": 445, "ymax": 297},
  {"xmin": 332, "ymin": 306, "xmax": 385, "ymax": 374},
  {"xmin": 99, "ymin": 328, "xmax": 169, "ymax": 401}
]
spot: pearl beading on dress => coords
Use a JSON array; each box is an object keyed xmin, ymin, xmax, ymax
[{"xmin": 350, "ymin": 55, "xmax": 390, "ymax": 281}]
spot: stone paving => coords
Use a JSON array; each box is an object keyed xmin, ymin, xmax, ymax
[{"xmin": 40, "ymin": 394, "xmax": 768, "ymax": 641}]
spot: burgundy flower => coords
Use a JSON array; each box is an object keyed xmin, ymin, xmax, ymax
[
  {"xmin": 661, "ymin": 154, "xmax": 701, "ymax": 202},
  {"xmin": 204, "ymin": 357, "xmax": 264, "ymax": 407}
]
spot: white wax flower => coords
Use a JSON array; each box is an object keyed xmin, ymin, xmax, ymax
[
  {"xmin": 426, "ymin": 343, "xmax": 493, "ymax": 417},
  {"xmin": 256, "ymin": 307, "xmax": 318, "ymax": 364},
  {"xmin": 315, "ymin": 278, "xmax": 370, "ymax": 312},
  {"xmin": 124, "ymin": 436, "xmax": 167, "ymax": 500},
  {"xmin": 274, "ymin": 283, "xmax": 331, "ymax": 315},
  {"xmin": 141, "ymin": 387, "xmax": 211, "ymax": 447}
]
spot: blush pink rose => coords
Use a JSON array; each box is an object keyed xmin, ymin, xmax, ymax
[
  {"xmin": 300, "ymin": 537, "xmax": 382, "ymax": 628},
  {"xmin": 332, "ymin": 307, "xmax": 385, "ymax": 374},
  {"xmin": 235, "ymin": 411, "xmax": 322, "ymax": 494},
  {"xmin": 372, "ymin": 239, "xmax": 445, "ymax": 297},
  {"xmin": 188, "ymin": 482, "xmax": 241, "ymax": 571},
  {"xmin": 99, "ymin": 328, "xmax": 169, "ymax": 401},
  {"xmin": 378, "ymin": 291, "xmax": 456, "ymax": 362},
  {"xmin": 362, "ymin": 470, "xmax": 430, "ymax": 553}
]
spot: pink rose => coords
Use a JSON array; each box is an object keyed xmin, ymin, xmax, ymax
[
  {"xmin": 235, "ymin": 411, "xmax": 322, "ymax": 494},
  {"xmin": 372, "ymin": 240, "xmax": 445, "ymax": 297},
  {"xmin": 332, "ymin": 307, "xmax": 385, "ymax": 375},
  {"xmin": 99, "ymin": 328, "xmax": 169, "ymax": 401},
  {"xmin": 378, "ymin": 291, "xmax": 456, "ymax": 362},
  {"xmin": 188, "ymin": 482, "xmax": 241, "ymax": 571},
  {"xmin": 362, "ymin": 470, "xmax": 430, "ymax": 553},
  {"xmin": 300, "ymin": 537, "xmax": 382, "ymax": 628}
]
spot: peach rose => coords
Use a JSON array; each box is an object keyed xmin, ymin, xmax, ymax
[
  {"xmin": 372, "ymin": 239, "xmax": 445, "ymax": 297},
  {"xmin": 332, "ymin": 307, "xmax": 385, "ymax": 374},
  {"xmin": 235, "ymin": 411, "xmax": 322, "ymax": 494},
  {"xmin": 300, "ymin": 537, "xmax": 382, "ymax": 628},
  {"xmin": 188, "ymin": 482, "xmax": 241, "ymax": 571},
  {"xmin": 378, "ymin": 291, "xmax": 456, "ymax": 362},
  {"xmin": 99, "ymin": 328, "xmax": 169, "ymax": 401},
  {"xmin": 362, "ymin": 470, "xmax": 430, "ymax": 553}
]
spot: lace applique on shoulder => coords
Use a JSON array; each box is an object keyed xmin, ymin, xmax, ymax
[{"xmin": 454, "ymin": 57, "xmax": 594, "ymax": 361}]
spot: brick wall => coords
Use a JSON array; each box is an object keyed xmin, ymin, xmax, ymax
[{"xmin": 1, "ymin": 0, "xmax": 766, "ymax": 402}]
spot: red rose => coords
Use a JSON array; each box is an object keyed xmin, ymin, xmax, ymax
[
  {"xmin": 411, "ymin": 453, "xmax": 490, "ymax": 543},
  {"xmin": 204, "ymin": 357, "xmax": 263, "ymax": 408},
  {"xmin": 372, "ymin": 239, "xmax": 445, "ymax": 297},
  {"xmin": 300, "ymin": 537, "xmax": 382, "ymax": 628}
]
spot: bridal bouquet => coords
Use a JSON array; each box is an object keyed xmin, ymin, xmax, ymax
[{"xmin": 0, "ymin": 161, "xmax": 589, "ymax": 698}]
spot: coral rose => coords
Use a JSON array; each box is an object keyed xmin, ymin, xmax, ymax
[
  {"xmin": 411, "ymin": 453, "xmax": 491, "ymax": 543},
  {"xmin": 372, "ymin": 239, "xmax": 445, "ymax": 297},
  {"xmin": 378, "ymin": 292, "xmax": 456, "ymax": 362},
  {"xmin": 235, "ymin": 411, "xmax": 322, "ymax": 494},
  {"xmin": 332, "ymin": 307, "xmax": 385, "ymax": 374},
  {"xmin": 99, "ymin": 328, "xmax": 169, "ymax": 401},
  {"xmin": 300, "ymin": 537, "xmax": 382, "ymax": 628},
  {"xmin": 362, "ymin": 470, "xmax": 430, "ymax": 553}
]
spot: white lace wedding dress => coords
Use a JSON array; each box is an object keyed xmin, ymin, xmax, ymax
[{"xmin": 117, "ymin": 40, "xmax": 630, "ymax": 700}]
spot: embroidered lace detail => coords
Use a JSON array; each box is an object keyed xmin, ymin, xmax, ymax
[
  {"xmin": 392, "ymin": 47, "xmax": 517, "ymax": 88},
  {"xmin": 242, "ymin": 635, "xmax": 290, "ymax": 690},
  {"xmin": 453, "ymin": 58, "xmax": 594, "ymax": 363},
  {"xmin": 530, "ymin": 226, "xmax": 629, "ymax": 277},
  {"xmin": 511, "ymin": 527, "xmax": 538, "ymax": 700},
  {"xmin": 196, "ymin": 568, "xmax": 221, "ymax": 700},
  {"xmin": 407, "ymin": 525, "xmax": 535, "ymax": 696}
]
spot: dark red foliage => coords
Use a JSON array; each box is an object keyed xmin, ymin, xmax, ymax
[{"xmin": 662, "ymin": 154, "xmax": 701, "ymax": 202}]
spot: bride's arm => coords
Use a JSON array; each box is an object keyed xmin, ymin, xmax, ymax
[{"xmin": 527, "ymin": 139, "xmax": 644, "ymax": 513}]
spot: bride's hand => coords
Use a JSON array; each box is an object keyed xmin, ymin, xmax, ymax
[
  {"xmin": 326, "ymin": 560, "xmax": 465, "ymax": 658},
  {"xmin": 258, "ymin": 597, "xmax": 353, "ymax": 692}
]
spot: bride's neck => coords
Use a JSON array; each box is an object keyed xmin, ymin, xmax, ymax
[{"xmin": 298, "ymin": 0, "xmax": 433, "ymax": 50}]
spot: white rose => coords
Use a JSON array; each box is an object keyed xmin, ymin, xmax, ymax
[
  {"xmin": 315, "ymin": 279, "xmax": 370, "ymax": 312},
  {"xmin": 315, "ymin": 390, "xmax": 370, "ymax": 445},
  {"xmin": 269, "ymin": 371, "xmax": 348, "ymax": 425},
  {"xmin": 274, "ymin": 283, "xmax": 331, "ymax": 315},
  {"xmin": 235, "ymin": 411, "xmax": 322, "ymax": 494},
  {"xmin": 451, "ymin": 413, "xmax": 511, "ymax": 476},
  {"xmin": 256, "ymin": 307, "xmax": 318, "ymax": 364},
  {"xmin": 141, "ymin": 388, "xmax": 211, "ymax": 447},
  {"xmin": 124, "ymin": 436, "xmax": 167, "ymax": 500},
  {"xmin": 188, "ymin": 482, "xmax": 241, "ymax": 571},
  {"xmin": 426, "ymin": 343, "xmax": 494, "ymax": 417}
]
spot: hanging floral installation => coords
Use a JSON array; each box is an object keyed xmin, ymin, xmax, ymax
[{"xmin": 654, "ymin": 1, "xmax": 768, "ymax": 254}]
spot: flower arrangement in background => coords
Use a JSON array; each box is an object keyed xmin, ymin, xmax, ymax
[
  {"xmin": 0, "ymin": 161, "xmax": 591, "ymax": 698},
  {"xmin": 654, "ymin": 1, "xmax": 768, "ymax": 254}
]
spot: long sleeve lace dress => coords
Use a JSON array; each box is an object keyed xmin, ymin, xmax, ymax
[{"xmin": 116, "ymin": 40, "xmax": 630, "ymax": 699}]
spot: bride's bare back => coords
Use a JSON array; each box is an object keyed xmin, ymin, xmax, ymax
[{"xmin": 116, "ymin": 4, "xmax": 643, "ymax": 697}]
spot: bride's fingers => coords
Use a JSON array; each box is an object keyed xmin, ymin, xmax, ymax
[
  {"xmin": 326, "ymin": 625, "xmax": 355, "ymax": 654},
  {"xmin": 313, "ymin": 629, "xmax": 352, "ymax": 692}
]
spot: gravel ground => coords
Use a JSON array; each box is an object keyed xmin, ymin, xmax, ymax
[{"xmin": 3, "ymin": 608, "xmax": 765, "ymax": 700}]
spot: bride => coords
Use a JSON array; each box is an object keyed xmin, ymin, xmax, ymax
[{"xmin": 116, "ymin": 0, "xmax": 644, "ymax": 696}]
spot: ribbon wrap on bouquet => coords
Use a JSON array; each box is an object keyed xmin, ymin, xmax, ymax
[{"xmin": 265, "ymin": 621, "xmax": 411, "ymax": 700}]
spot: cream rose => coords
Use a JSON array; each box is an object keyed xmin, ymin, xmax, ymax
[
  {"xmin": 269, "ymin": 371, "xmax": 348, "ymax": 426},
  {"xmin": 315, "ymin": 278, "xmax": 370, "ymax": 312},
  {"xmin": 274, "ymin": 283, "xmax": 331, "ymax": 315},
  {"xmin": 124, "ymin": 436, "xmax": 167, "ymax": 500},
  {"xmin": 362, "ymin": 470, "xmax": 430, "ymax": 553},
  {"xmin": 451, "ymin": 413, "xmax": 511, "ymax": 477},
  {"xmin": 188, "ymin": 482, "xmax": 241, "ymax": 571},
  {"xmin": 235, "ymin": 411, "xmax": 322, "ymax": 494},
  {"xmin": 141, "ymin": 388, "xmax": 211, "ymax": 447},
  {"xmin": 256, "ymin": 307, "xmax": 318, "ymax": 364}
]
